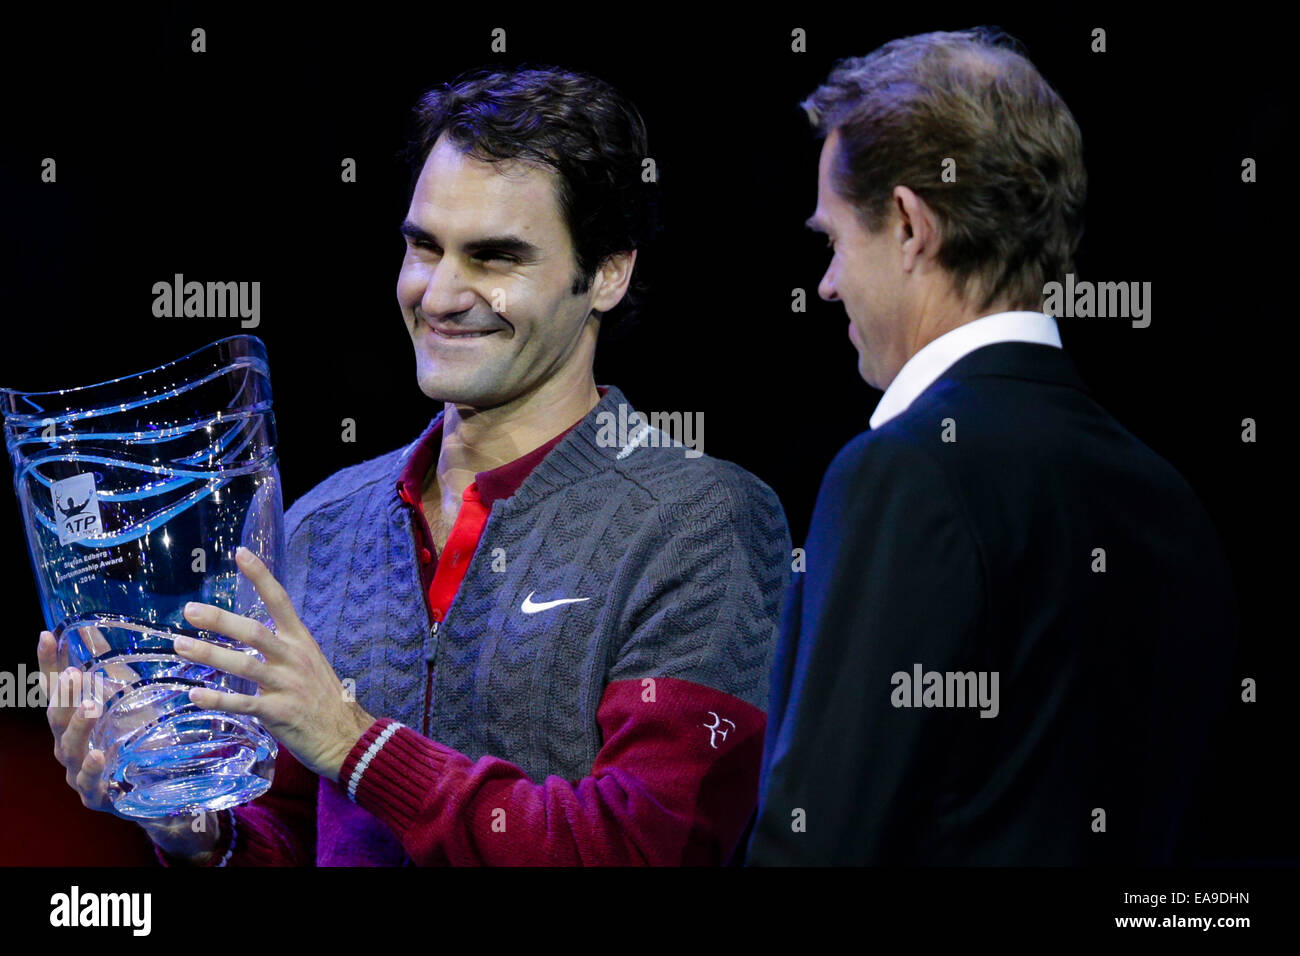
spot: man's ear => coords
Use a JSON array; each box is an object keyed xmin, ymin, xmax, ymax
[
  {"xmin": 589, "ymin": 249, "xmax": 638, "ymax": 313},
  {"xmin": 894, "ymin": 185, "xmax": 940, "ymax": 273}
]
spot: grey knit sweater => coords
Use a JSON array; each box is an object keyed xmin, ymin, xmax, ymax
[{"xmin": 258, "ymin": 383, "xmax": 792, "ymax": 864}]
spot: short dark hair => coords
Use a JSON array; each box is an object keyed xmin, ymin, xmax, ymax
[
  {"xmin": 402, "ymin": 65, "xmax": 659, "ymax": 329},
  {"xmin": 802, "ymin": 27, "xmax": 1087, "ymax": 313}
]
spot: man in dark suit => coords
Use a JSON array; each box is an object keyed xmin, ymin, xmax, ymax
[{"xmin": 747, "ymin": 27, "xmax": 1237, "ymax": 865}]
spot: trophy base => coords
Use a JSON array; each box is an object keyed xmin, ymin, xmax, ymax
[
  {"xmin": 110, "ymin": 712, "xmax": 277, "ymax": 819},
  {"xmin": 56, "ymin": 619, "xmax": 279, "ymax": 819}
]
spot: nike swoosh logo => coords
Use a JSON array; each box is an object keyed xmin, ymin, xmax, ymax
[{"xmin": 521, "ymin": 591, "xmax": 591, "ymax": 614}]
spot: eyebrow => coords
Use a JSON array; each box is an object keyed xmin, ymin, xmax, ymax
[{"xmin": 399, "ymin": 220, "xmax": 541, "ymax": 260}]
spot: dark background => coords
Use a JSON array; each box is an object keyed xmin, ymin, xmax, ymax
[{"xmin": 0, "ymin": 6, "xmax": 1290, "ymax": 865}]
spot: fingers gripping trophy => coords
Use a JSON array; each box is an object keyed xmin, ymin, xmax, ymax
[{"xmin": 2, "ymin": 336, "xmax": 283, "ymax": 819}]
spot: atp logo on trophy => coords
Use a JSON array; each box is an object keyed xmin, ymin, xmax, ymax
[{"xmin": 51, "ymin": 473, "xmax": 102, "ymax": 545}]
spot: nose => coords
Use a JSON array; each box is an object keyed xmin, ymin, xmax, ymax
[
  {"xmin": 418, "ymin": 258, "xmax": 478, "ymax": 322},
  {"xmin": 817, "ymin": 262, "xmax": 839, "ymax": 303}
]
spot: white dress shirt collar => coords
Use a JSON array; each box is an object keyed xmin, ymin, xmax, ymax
[{"xmin": 868, "ymin": 311, "xmax": 1062, "ymax": 429}]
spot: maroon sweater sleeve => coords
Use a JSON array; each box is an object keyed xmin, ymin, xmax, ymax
[
  {"xmin": 153, "ymin": 744, "xmax": 319, "ymax": 866},
  {"xmin": 340, "ymin": 676, "xmax": 764, "ymax": 865}
]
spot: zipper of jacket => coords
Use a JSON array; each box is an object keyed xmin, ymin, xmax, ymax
[{"xmin": 423, "ymin": 615, "xmax": 441, "ymax": 737}]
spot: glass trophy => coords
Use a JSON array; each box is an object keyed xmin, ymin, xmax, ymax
[{"xmin": 2, "ymin": 335, "xmax": 282, "ymax": 818}]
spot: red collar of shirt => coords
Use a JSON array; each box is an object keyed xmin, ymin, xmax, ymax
[{"xmin": 395, "ymin": 385, "xmax": 609, "ymax": 510}]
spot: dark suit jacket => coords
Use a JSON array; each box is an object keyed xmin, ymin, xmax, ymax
[{"xmin": 748, "ymin": 342, "xmax": 1237, "ymax": 865}]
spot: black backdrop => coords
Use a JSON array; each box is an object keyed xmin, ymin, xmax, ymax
[{"xmin": 0, "ymin": 6, "xmax": 1290, "ymax": 866}]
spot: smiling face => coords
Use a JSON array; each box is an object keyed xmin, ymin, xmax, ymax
[
  {"xmin": 809, "ymin": 128, "xmax": 910, "ymax": 390},
  {"xmin": 397, "ymin": 134, "xmax": 610, "ymax": 409}
]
